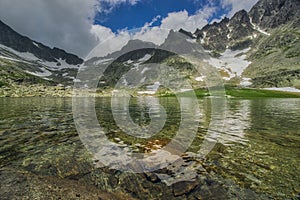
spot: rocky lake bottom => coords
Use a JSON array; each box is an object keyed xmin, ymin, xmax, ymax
[{"xmin": 0, "ymin": 97, "xmax": 299, "ymax": 199}]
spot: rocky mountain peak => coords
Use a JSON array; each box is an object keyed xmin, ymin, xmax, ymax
[
  {"xmin": 193, "ymin": 0, "xmax": 300, "ymax": 53},
  {"xmin": 230, "ymin": 10, "xmax": 250, "ymax": 24},
  {"xmin": 194, "ymin": 9, "xmax": 255, "ymax": 52},
  {"xmin": 249, "ymin": 0, "xmax": 300, "ymax": 29}
]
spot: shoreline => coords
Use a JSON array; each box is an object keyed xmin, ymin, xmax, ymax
[{"xmin": 1, "ymin": 84, "xmax": 300, "ymax": 98}]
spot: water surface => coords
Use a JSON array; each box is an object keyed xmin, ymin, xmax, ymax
[{"xmin": 0, "ymin": 97, "xmax": 299, "ymax": 199}]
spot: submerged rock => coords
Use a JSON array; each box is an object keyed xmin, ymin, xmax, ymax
[{"xmin": 0, "ymin": 168, "xmax": 135, "ymax": 200}]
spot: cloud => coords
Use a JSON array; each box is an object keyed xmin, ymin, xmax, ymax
[
  {"xmin": 133, "ymin": 26, "xmax": 169, "ymax": 45},
  {"xmin": 88, "ymin": 24, "xmax": 169, "ymax": 59},
  {"xmin": 99, "ymin": 0, "xmax": 139, "ymax": 13},
  {"xmin": 88, "ymin": 7, "xmax": 217, "ymax": 58},
  {"xmin": 221, "ymin": 0, "xmax": 259, "ymax": 17},
  {"xmin": 101, "ymin": 0, "xmax": 139, "ymax": 6},
  {"xmin": 0, "ymin": 0, "xmax": 100, "ymax": 57},
  {"xmin": 142, "ymin": 15, "xmax": 161, "ymax": 30},
  {"xmin": 160, "ymin": 6, "xmax": 217, "ymax": 32},
  {"xmin": 88, "ymin": 25, "xmax": 131, "ymax": 59},
  {"xmin": 132, "ymin": 15, "xmax": 169, "ymax": 45},
  {"xmin": 0, "ymin": 0, "xmax": 258, "ymax": 59},
  {"xmin": 0, "ymin": 0, "xmax": 140, "ymax": 58},
  {"xmin": 88, "ymin": 15, "xmax": 169, "ymax": 59}
]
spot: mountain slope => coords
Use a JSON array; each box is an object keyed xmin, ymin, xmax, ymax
[
  {"xmin": 0, "ymin": 20, "xmax": 85, "ymax": 89},
  {"xmin": 0, "ymin": 20, "xmax": 83, "ymax": 65},
  {"xmin": 191, "ymin": 0, "xmax": 300, "ymax": 88}
]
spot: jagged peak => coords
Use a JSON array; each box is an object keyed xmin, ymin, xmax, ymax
[
  {"xmin": 230, "ymin": 9, "xmax": 250, "ymax": 23},
  {"xmin": 249, "ymin": 0, "xmax": 300, "ymax": 28}
]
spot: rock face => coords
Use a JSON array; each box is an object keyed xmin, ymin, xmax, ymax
[
  {"xmin": 193, "ymin": 0, "xmax": 300, "ymax": 53},
  {"xmin": 194, "ymin": 10, "xmax": 255, "ymax": 52},
  {"xmin": 0, "ymin": 20, "xmax": 83, "ymax": 65},
  {"xmin": 249, "ymin": 0, "xmax": 300, "ymax": 29}
]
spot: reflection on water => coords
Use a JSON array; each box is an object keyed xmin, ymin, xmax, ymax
[
  {"xmin": 0, "ymin": 97, "xmax": 299, "ymax": 199},
  {"xmin": 220, "ymin": 100, "xmax": 250, "ymax": 145}
]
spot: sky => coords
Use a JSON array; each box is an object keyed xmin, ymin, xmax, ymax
[{"xmin": 0, "ymin": 0, "xmax": 259, "ymax": 58}]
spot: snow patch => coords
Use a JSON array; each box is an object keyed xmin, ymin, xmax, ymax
[
  {"xmin": 94, "ymin": 58, "xmax": 113, "ymax": 65},
  {"xmin": 0, "ymin": 44, "xmax": 78, "ymax": 70},
  {"xmin": 0, "ymin": 55, "xmax": 25, "ymax": 63},
  {"xmin": 180, "ymin": 89, "xmax": 193, "ymax": 92},
  {"xmin": 32, "ymin": 42, "xmax": 40, "ymax": 48},
  {"xmin": 186, "ymin": 39, "xmax": 197, "ymax": 44},
  {"xmin": 0, "ymin": 44, "xmax": 39, "ymax": 61},
  {"xmin": 204, "ymin": 48, "xmax": 251, "ymax": 79},
  {"xmin": 138, "ymin": 82, "xmax": 160, "ymax": 95},
  {"xmin": 42, "ymin": 58, "xmax": 79, "ymax": 70},
  {"xmin": 126, "ymin": 60, "xmax": 134, "ymax": 64},
  {"xmin": 250, "ymin": 18, "xmax": 270, "ymax": 36},
  {"xmin": 262, "ymin": 87, "xmax": 300, "ymax": 93},
  {"xmin": 195, "ymin": 76, "xmax": 206, "ymax": 82},
  {"xmin": 122, "ymin": 77, "xmax": 128, "ymax": 86},
  {"xmin": 140, "ymin": 77, "xmax": 146, "ymax": 83},
  {"xmin": 138, "ymin": 54, "xmax": 152, "ymax": 62},
  {"xmin": 141, "ymin": 67, "xmax": 150, "ymax": 74},
  {"xmin": 240, "ymin": 78, "xmax": 252, "ymax": 87},
  {"xmin": 200, "ymin": 32, "xmax": 207, "ymax": 44},
  {"xmin": 26, "ymin": 68, "xmax": 52, "ymax": 77},
  {"xmin": 137, "ymin": 91, "xmax": 156, "ymax": 95}
]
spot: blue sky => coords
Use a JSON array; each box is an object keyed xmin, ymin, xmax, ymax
[{"xmin": 95, "ymin": 0, "xmax": 231, "ymax": 32}]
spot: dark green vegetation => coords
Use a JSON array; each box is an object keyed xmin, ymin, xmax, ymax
[
  {"xmin": 225, "ymin": 87, "xmax": 300, "ymax": 98},
  {"xmin": 0, "ymin": 58, "xmax": 53, "ymax": 86}
]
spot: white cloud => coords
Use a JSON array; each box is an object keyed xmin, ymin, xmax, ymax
[
  {"xmin": 133, "ymin": 26, "xmax": 169, "ymax": 45},
  {"xmin": 160, "ymin": 6, "xmax": 217, "ymax": 32},
  {"xmin": 91, "ymin": 24, "xmax": 115, "ymax": 43},
  {"xmin": 142, "ymin": 15, "xmax": 161, "ymax": 30},
  {"xmin": 221, "ymin": 0, "xmax": 259, "ymax": 18},
  {"xmin": 88, "ymin": 15, "xmax": 169, "ymax": 58},
  {"xmin": 99, "ymin": 0, "xmax": 139, "ymax": 13},
  {"xmin": 101, "ymin": 0, "xmax": 139, "ymax": 5},
  {"xmin": 88, "ymin": 26, "xmax": 131, "ymax": 59},
  {"xmin": 132, "ymin": 15, "xmax": 168, "ymax": 45},
  {"xmin": 88, "ymin": 6, "xmax": 218, "ymax": 58},
  {"xmin": 210, "ymin": 14, "xmax": 227, "ymax": 24}
]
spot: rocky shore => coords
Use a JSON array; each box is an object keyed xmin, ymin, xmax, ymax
[
  {"xmin": 0, "ymin": 84, "xmax": 114, "ymax": 97},
  {"xmin": 0, "ymin": 168, "xmax": 134, "ymax": 200},
  {"xmin": 0, "ymin": 84, "xmax": 73, "ymax": 97}
]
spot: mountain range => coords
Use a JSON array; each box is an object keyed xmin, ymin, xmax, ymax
[{"xmin": 0, "ymin": 0, "xmax": 299, "ymax": 96}]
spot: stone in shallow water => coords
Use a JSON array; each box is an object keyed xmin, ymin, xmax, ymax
[
  {"xmin": 0, "ymin": 168, "xmax": 135, "ymax": 200},
  {"xmin": 172, "ymin": 180, "xmax": 199, "ymax": 197}
]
